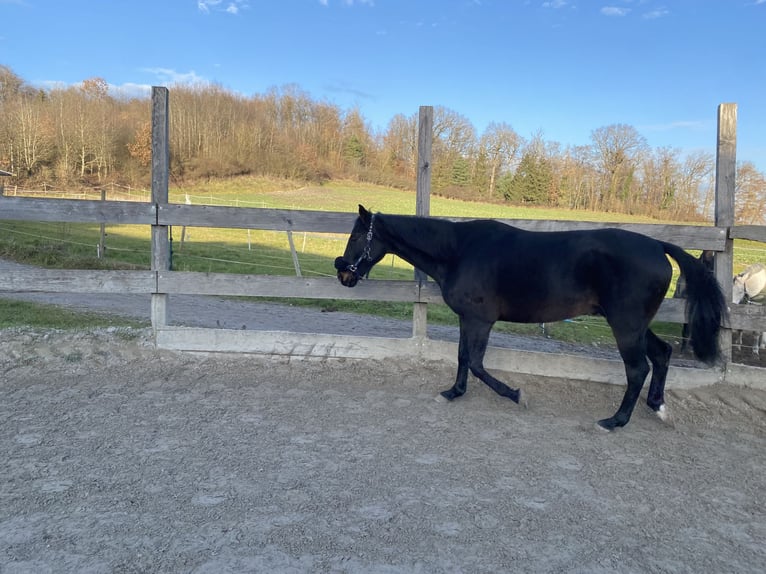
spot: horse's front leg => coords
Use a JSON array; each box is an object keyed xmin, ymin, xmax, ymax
[
  {"xmin": 440, "ymin": 324, "xmax": 471, "ymax": 400},
  {"xmin": 441, "ymin": 317, "xmax": 522, "ymax": 404}
]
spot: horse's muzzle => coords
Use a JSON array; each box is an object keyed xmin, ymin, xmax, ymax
[{"xmin": 334, "ymin": 256, "xmax": 359, "ymax": 288}]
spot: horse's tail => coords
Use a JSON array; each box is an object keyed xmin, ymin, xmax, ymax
[{"xmin": 661, "ymin": 242, "xmax": 727, "ymax": 364}]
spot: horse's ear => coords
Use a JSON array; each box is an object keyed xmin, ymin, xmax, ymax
[{"xmin": 358, "ymin": 204, "xmax": 371, "ymax": 223}]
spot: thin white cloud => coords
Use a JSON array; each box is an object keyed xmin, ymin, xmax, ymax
[
  {"xmin": 324, "ymin": 80, "xmax": 375, "ymax": 101},
  {"xmin": 198, "ymin": 0, "xmax": 219, "ymax": 13},
  {"xmin": 109, "ymin": 82, "xmax": 152, "ymax": 99},
  {"xmin": 643, "ymin": 7, "xmax": 669, "ymax": 19},
  {"xmin": 542, "ymin": 0, "xmax": 568, "ymax": 8},
  {"xmin": 198, "ymin": 0, "xmax": 248, "ymax": 15},
  {"xmin": 601, "ymin": 6, "xmax": 631, "ymax": 16},
  {"xmin": 318, "ymin": 0, "xmax": 374, "ymax": 5},
  {"xmin": 142, "ymin": 68, "xmax": 209, "ymax": 86}
]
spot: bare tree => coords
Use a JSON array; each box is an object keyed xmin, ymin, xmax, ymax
[
  {"xmin": 478, "ymin": 122, "xmax": 522, "ymax": 199},
  {"xmin": 590, "ymin": 124, "xmax": 648, "ymax": 211},
  {"xmin": 431, "ymin": 106, "xmax": 477, "ymax": 194},
  {"xmin": 675, "ymin": 150, "xmax": 714, "ymax": 220},
  {"xmin": 736, "ymin": 161, "xmax": 766, "ymax": 225},
  {"xmin": 381, "ymin": 113, "xmax": 417, "ymax": 182}
]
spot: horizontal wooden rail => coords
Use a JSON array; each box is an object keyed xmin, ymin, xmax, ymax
[
  {"xmin": 157, "ymin": 204, "xmax": 356, "ymax": 232},
  {"xmin": 0, "ymin": 269, "xmax": 154, "ymax": 293},
  {"xmin": 2, "ymin": 196, "xmax": 731, "ymax": 251},
  {"xmin": 729, "ymin": 225, "xmax": 766, "ymax": 243},
  {"xmin": 0, "ymin": 196, "xmax": 155, "ymax": 224}
]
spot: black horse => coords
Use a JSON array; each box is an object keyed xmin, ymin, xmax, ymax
[{"xmin": 335, "ymin": 206, "xmax": 727, "ymax": 430}]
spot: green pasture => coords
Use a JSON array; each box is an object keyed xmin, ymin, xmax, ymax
[
  {"xmin": 1, "ymin": 176, "xmax": 763, "ymax": 343},
  {"xmin": 0, "ymin": 298, "xmax": 147, "ymax": 330}
]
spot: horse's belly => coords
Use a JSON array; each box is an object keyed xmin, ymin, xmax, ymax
[{"xmin": 499, "ymin": 299, "xmax": 599, "ymax": 324}]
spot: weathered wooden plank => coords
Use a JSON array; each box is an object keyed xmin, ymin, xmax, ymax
[
  {"xmin": 0, "ymin": 196, "xmax": 155, "ymax": 224},
  {"xmin": 730, "ymin": 225, "xmax": 766, "ymax": 243},
  {"xmin": 157, "ymin": 272, "xmax": 425, "ymax": 302},
  {"xmin": 0, "ymin": 270, "xmax": 154, "ymax": 294},
  {"xmin": 730, "ymin": 305, "xmax": 766, "ymax": 332},
  {"xmin": 157, "ymin": 204, "xmax": 356, "ymax": 232}
]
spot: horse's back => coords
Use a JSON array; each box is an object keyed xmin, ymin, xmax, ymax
[{"xmin": 448, "ymin": 224, "xmax": 672, "ymax": 323}]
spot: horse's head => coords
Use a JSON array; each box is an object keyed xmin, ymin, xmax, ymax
[
  {"xmin": 335, "ymin": 205, "xmax": 386, "ymax": 287},
  {"xmin": 733, "ymin": 263, "xmax": 766, "ymax": 304}
]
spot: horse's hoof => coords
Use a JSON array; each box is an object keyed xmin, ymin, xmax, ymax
[
  {"xmin": 655, "ymin": 404, "xmax": 675, "ymax": 427},
  {"xmin": 596, "ymin": 418, "xmax": 617, "ymax": 432},
  {"xmin": 434, "ymin": 394, "xmax": 448, "ymax": 403},
  {"xmin": 439, "ymin": 389, "xmax": 461, "ymax": 401},
  {"xmin": 515, "ymin": 389, "xmax": 528, "ymax": 409}
]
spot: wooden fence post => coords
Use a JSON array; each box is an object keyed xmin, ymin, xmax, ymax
[
  {"xmin": 151, "ymin": 87, "xmax": 170, "ymax": 331},
  {"xmin": 413, "ymin": 106, "xmax": 433, "ymax": 339},
  {"xmin": 714, "ymin": 103, "xmax": 737, "ymax": 365},
  {"xmin": 98, "ymin": 187, "xmax": 106, "ymax": 258}
]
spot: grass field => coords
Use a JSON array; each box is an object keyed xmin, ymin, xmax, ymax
[
  {"xmin": 0, "ymin": 299, "xmax": 147, "ymax": 330},
  {"xmin": 1, "ymin": 176, "xmax": 763, "ymax": 341}
]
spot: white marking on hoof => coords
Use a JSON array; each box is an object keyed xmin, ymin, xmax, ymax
[
  {"xmin": 434, "ymin": 394, "xmax": 448, "ymax": 403},
  {"xmin": 656, "ymin": 404, "xmax": 669, "ymax": 420},
  {"xmin": 517, "ymin": 389, "xmax": 529, "ymax": 409},
  {"xmin": 595, "ymin": 422, "xmax": 612, "ymax": 433},
  {"xmin": 656, "ymin": 404, "xmax": 675, "ymax": 427}
]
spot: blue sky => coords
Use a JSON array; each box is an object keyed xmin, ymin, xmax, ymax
[{"xmin": 2, "ymin": 0, "xmax": 765, "ymax": 172}]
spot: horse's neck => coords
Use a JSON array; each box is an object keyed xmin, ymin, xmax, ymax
[{"xmin": 379, "ymin": 215, "xmax": 455, "ymax": 282}]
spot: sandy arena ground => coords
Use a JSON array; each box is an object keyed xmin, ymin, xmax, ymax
[{"xmin": 1, "ymin": 326, "xmax": 765, "ymax": 573}]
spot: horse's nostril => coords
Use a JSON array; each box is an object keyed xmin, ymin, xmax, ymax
[{"xmin": 337, "ymin": 270, "xmax": 358, "ymax": 287}]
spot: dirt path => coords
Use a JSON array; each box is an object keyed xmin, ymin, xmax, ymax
[{"xmin": 2, "ymin": 328, "xmax": 766, "ymax": 573}]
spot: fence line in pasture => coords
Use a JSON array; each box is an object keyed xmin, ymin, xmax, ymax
[{"xmin": 1, "ymin": 93, "xmax": 764, "ymax": 388}]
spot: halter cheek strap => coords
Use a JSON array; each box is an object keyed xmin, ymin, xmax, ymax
[{"xmin": 347, "ymin": 214, "xmax": 376, "ymax": 274}]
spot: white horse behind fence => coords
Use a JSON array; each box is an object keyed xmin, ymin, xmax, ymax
[{"xmin": 733, "ymin": 263, "xmax": 766, "ymax": 356}]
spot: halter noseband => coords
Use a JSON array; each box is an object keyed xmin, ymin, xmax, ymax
[{"xmin": 347, "ymin": 213, "xmax": 376, "ymax": 275}]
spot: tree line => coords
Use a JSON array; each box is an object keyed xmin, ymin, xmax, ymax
[{"xmin": 1, "ymin": 64, "xmax": 764, "ymax": 223}]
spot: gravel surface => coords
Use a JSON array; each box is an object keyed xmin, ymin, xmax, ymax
[{"xmin": 1, "ymin": 328, "xmax": 765, "ymax": 573}]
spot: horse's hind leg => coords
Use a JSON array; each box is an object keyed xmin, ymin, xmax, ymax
[
  {"xmin": 598, "ymin": 330, "xmax": 650, "ymax": 431},
  {"xmin": 645, "ymin": 329, "xmax": 673, "ymax": 422},
  {"xmin": 441, "ymin": 318, "xmax": 522, "ymax": 404}
]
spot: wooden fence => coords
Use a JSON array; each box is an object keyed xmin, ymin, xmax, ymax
[{"xmin": 1, "ymin": 89, "xmax": 765, "ymax": 389}]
